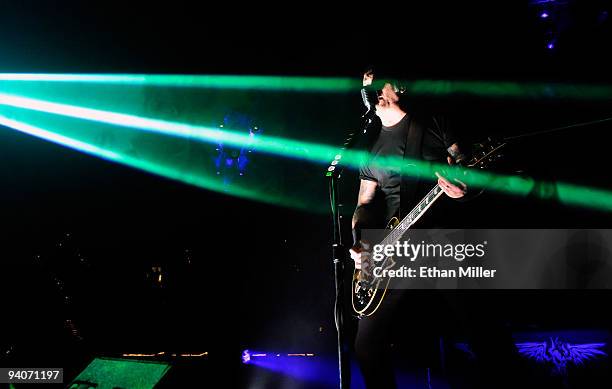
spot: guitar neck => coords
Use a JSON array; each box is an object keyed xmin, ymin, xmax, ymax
[
  {"xmin": 378, "ymin": 138, "xmax": 506, "ymax": 247},
  {"xmin": 381, "ymin": 184, "xmax": 446, "ymax": 246}
]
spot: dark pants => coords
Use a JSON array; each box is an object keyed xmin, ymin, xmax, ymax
[{"xmin": 353, "ymin": 290, "xmax": 528, "ymax": 389}]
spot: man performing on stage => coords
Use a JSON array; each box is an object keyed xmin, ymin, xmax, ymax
[{"xmin": 349, "ymin": 70, "xmax": 524, "ymax": 389}]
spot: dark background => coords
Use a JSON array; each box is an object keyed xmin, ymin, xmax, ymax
[{"xmin": 1, "ymin": 1, "xmax": 612, "ymax": 388}]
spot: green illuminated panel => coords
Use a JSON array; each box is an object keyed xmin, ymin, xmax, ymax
[{"xmin": 70, "ymin": 357, "xmax": 170, "ymax": 389}]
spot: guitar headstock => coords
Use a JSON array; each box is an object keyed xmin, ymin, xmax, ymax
[{"xmin": 466, "ymin": 137, "xmax": 506, "ymax": 169}]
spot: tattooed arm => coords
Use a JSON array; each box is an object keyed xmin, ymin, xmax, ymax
[{"xmin": 350, "ymin": 179, "xmax": 378, "ymax": 270}]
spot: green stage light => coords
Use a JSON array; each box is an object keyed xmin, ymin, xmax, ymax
[
  {"xmin": 407, "ymin": 79, "xmax": 612, "ymax": 100},
  {"xmin": 0, "ymin": 74, "xmax": 360, "ymax": 92},
  {"xmin": 0, "ymin": 92, "xmax": 358, "ymax": 166},
  {"xmin": 1, "ymin": 79, "xmax": 611, "ymax": 213},
  {"xmin": 556, "ymin": 182, "xmax": 612, "ymax": 213},
  {"xmin": 2, "ymin": 73, "xmax": 612, "ymax": 100},
  {"xmin": 2, "ymin": 104, "xmax": 611, "ymax": 213},
  {"xmin": 0, "ymin": 114, "xmax": 312, "ymax": 210}
]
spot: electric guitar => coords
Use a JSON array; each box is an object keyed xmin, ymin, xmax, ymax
[{"xmin": 352, "ymin": 138, "xmax": 506, "ymax": 317}]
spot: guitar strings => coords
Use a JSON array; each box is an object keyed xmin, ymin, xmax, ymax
[{"xmin": 504, "ymin": 115, "xmax": 612, "ymax": 141}]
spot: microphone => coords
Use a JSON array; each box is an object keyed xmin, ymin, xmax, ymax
[{"xmin": 361, "ymin": 87, "xmax": 379, "ymax": 120}]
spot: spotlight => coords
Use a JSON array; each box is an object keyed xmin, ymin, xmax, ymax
[
  {"xmin": 540, "ymin": 12, "xmax": 549, "ymax": 18},
  {"xmin": 241, "ymin": 349, "xmax": 315, "ymax": 364},
  {"xmin": 242, "ymin": 350, "xmax": 251, "ymax": 364},
  {"xmin": 547, "ymin": 42, "xmax": 555, "ymax": 49}
]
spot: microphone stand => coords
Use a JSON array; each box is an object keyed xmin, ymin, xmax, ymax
[{"xmin": 326, "ymin": 111, "xmax": 375, "ymax": 389}]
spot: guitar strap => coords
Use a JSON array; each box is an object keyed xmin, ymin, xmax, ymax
[{"xmin": 399, "ymin": 114, "xmax": 425, "ymax": 219}]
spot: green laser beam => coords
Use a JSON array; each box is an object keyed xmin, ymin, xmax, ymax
[
  {"xmin": 0, "ymin": 74, "xmax": 359, "ymax": 92},
  {"xmin": 0, "ymin": 114, "xmax": 310, "ymax": 210},
  {"xmin": 1, "ymin": 91, "xmax": 611, "ymax": 212},
  {"xmin": 0, "ymin": 91, "xmax": 353, "ymax": 166},
  {"xmin": 406, "ymin": 79, "xmax": 612, "ymax": 101},
  {"xmin": 2, "ymin": 73, "xmax": 612, "ymax": 100}
]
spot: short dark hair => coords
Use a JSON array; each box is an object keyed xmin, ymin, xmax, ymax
[{"xmin": 366, "ymin": 65, "xmax": 409, "ymax": 95}]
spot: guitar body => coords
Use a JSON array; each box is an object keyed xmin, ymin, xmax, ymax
[{"xmin": 351, "ymin": 217, "xmax": 399, "ymax": 317}]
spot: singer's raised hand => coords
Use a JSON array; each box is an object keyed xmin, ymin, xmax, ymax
[{"xmin": 363, "ymin": 70, "xmax": 374, "ymax": 87}]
